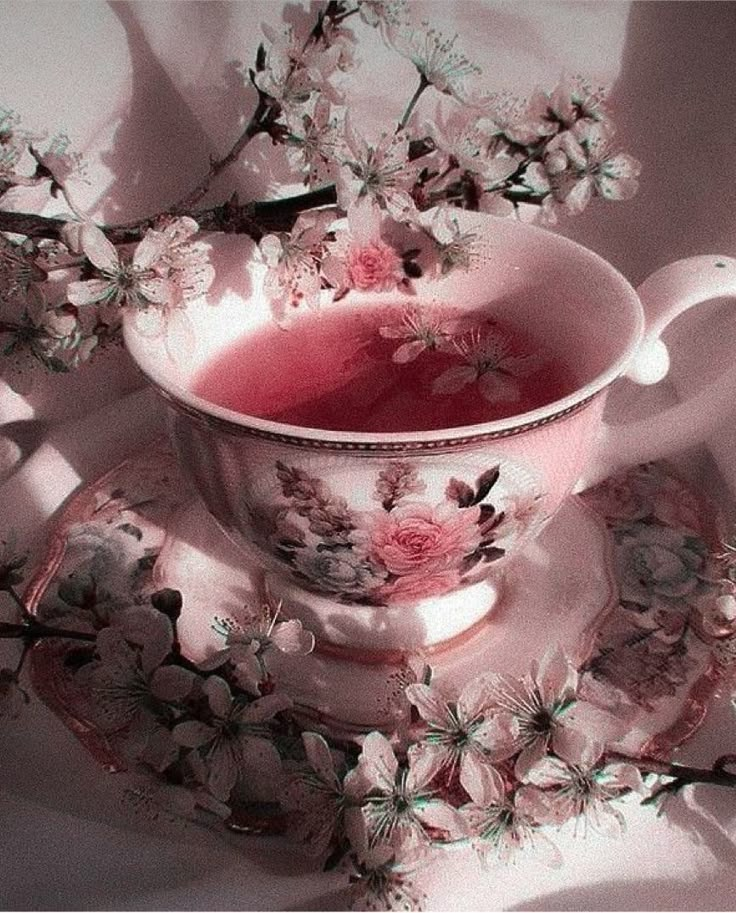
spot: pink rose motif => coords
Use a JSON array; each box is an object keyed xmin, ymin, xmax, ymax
[
  {"xmin": 369, "ymin": 501, "xmax": 481, "ymax": 576},
  {"xmin": 378, "ymin": 569, "xmax": 461, "ymax": 605},
  {"xmin": 346, "ymin": 240, "xmax": 403, "ymax": 291}
]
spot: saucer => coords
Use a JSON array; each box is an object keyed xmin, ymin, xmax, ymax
[{"xmin": 25, "ymin": 438, "xmax": 736, "ymax": 769}]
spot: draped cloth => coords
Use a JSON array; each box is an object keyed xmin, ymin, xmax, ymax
[{"xmin": 2, "ymin": 3, "xmax": 736, "ymax": 908}]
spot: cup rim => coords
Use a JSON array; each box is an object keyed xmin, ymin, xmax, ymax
[{"xmin": 123, "ymin": 218, "xmax": 645, "ymax": 445}]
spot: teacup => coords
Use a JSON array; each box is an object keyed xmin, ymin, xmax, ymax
[{"xmin": 123, "ymin": 213, "xmax": 736, "ymax": 651}]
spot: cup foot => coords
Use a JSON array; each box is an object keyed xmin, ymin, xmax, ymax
[
  {"xmin": 263, "ymin": 572, "xmax": 500, "ymax": 653},
  {"xmin": 155, "ymin": 491, "xmax": 617, "ymax": 735}
]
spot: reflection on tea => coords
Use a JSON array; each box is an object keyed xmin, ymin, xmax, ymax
[{"xmin": 192, "ymin": 304, "xmax": 578, "ymax": 433}]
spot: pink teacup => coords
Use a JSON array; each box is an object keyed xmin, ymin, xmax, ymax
[{"xmin": 123, "ymin": 213, "xmax": 736, "ymax": 650}]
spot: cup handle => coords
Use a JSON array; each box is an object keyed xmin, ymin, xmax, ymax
[{"xmin": 577, "ymin": 255, "xmax": 736, "ymax": 490}]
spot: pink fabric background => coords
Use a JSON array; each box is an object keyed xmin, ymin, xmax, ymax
[{"xmin": 2, "ymin": 2, "xmax": 736, "ymax": 909}]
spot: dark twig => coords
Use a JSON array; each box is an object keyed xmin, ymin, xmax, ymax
[{"xmin": 608, "ymin": 750, "xmax": 736, "ymax": 792}]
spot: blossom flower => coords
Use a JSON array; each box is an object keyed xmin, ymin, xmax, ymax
[
  {"xmin": 388, "ymin": 22, "xmax": 481, "ymax": 104},
  {"xmin": 347, "ymin": 844, "xmax": 428, "ymax": 913},
  {"xmin": 0, "ymin": 234, "xmax": 45, "ymax": 308},
  {"xmin": 427, "ymin": 207, "xmax": 485, "ymax": 276},
  {"xmin": 459, "ymin": 765, "xmax": 561, "ymax": 866},
  {"xmin": 80, "ymin": 606, "xmax": 196, "ymax": 733},
  {"xmin": 520, "ymin": 739, "xmax": 646, "ymax": 836},
  {"xmin": 485, "ymin": 648, "xmax": 624, "ymax": 778},
  {"xmin": 422, "ymin": 103, "xmax": 506, "ymax": 177},
  {"xmin": 378, "ymin": 306, "xmax": 456, "ymax": 364},
  {"xmin": 255, "ymin": 23, "xmax": 352, "ymax": 110},
  {"xmin": 369, "ymin": 500, "xmax": 481, "ymax": 577},
  {"xmin": 321, "ymin": 200, "xmax": 405, "ymax": 296},
  {"xmin": 77, "ymin": 606, "xmax": 197, "ymax": 770},
  {"xmin": 202, "ymin": 601, "xmax": 315, "ymax": 695},
  {"xmin": 173, "ymin": 675, "xmax": 291, "ymax": 801},
  {"xmin": 350, "ymin": 730, "xmax": 466, "ymax": 852},
  {"xmin": 284, "ymin": 731, "xmax": 355, "ymax": 857},
  {"xmin": 66, "ymin": 223, "xmax": 175, "ymax": 311},
  {"xmin": 65, "ymin": 218, "xmax": 213, "ymax": 355},
  {"xmin": 405, "ymin": 677, "xmax": 518, "ymax": 796},
  {"xmin": 431, "ymin": 328, "xmax": 541, "ymax": 403},
  {"xmin": 0, "ymin": 294, "xmax": 100, "ymax": 395},
  {"xmin": 355, "ymin": 0, "xmax": 410, "ymax": 34},
  {"xmin": 542, "ymin": 119, "xmax": 640, "ymax": 216},
  {"xmin": 336, "ymin": 117, "xmax": 419, "ymax": 218},
  {"xmin": 285, "ymin": 96, "xmax": 340, "ymax": 187},
  {"xmin": 259, "ymin": 211, "xmax": 332, "ymax": 322}
]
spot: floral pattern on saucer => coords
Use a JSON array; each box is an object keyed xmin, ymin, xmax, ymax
[
  {"xmin": 250, "ymin": 459, "xmax": 541, "ymax": 605},
  {"xmin": 22, "ymin": 442, "xmax": 736, "ymax": 901},
  {"xmin": 580, "ymin": 462, "xmax": 735, "ymax": 736}
]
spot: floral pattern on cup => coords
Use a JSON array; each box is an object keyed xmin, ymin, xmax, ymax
[{"xmin": 258, "ymin": 459, "xmax": 542, "ymax": 606}]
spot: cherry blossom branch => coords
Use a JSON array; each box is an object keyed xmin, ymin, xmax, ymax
[
  {"xmin": 168, "ymin": 0, "xmax": 351, "ymax": 216},
  {"xmin": 608, "ymin": 750, "xmax": 736, "ymax": 795},
  {"xmin": 0, "ymin": 619, "xmax": 96, "ymax": 643},
  {"xmin": 0, "ymin": 183, "xmax": 341, "ymax": 245}
]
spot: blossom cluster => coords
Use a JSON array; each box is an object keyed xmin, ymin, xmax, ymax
[
  {"xmin": 284, "ymin": 648, "xmax": 647, "ymax": 909},
  {"xmin": 0, "ymin": 0, "xmax": 640, "ymax": 384},
  {"xmin": 0, "ymin": 518, "xmax": 653, "ymax": 912}
]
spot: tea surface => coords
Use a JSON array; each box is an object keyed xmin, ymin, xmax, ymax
[{"xmin": 192, "ymin": 305, "xmax": 577, "ymax": 433}]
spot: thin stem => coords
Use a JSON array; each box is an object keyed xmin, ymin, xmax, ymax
[
  {"xmin": 14, "ymin": 638, "xmax": 32, "ymax": 676},
  {"xmin": 398, "ymin": 74, "xmax": 430, "ymax": 132},
  {"xmin": 608, "ymin": 751, "xmax": 736, "ymax": 790},
  {"xmin": 170, "ymin": 94, "xmax": 270, "ymax": 214},
  {"xmin": 0, "ymin": 619, "xmax": 96, "ymax": 643}
]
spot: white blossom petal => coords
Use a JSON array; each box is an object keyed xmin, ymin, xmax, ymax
[
  {"xmin": 137, "ymin": 277, "xmax": 175, "ymax": 306},
  {"xmin": 358, "ymin": 731, "xmax": 398, "ymax": 792},
  {"xmin": 150, "ymin": 665, "xmax": 197, "ymax": 702},
  {"xmin": 302, "ymin": 731, "xmax": 341, "ymax": 791},
  {"xmin": 67, "ymin": 278, "xmax": 113, "ymax": 307},
  {"xmin": 404, "ymin": 683, "xmax": 449, "ymax": 728},
  {"xmin": 432, "ymin": 364, "xmax": 476, "ymax": 395},
  {"xmin": 392, "ymin": 339, "xmax": 428, "ymax": 364},
  {"xmin": 207, "ymin": 741, "xmax": 240, "ymax": 800},
  {"xmin": 415, "ymin": 800, "xmax": 467, "ymax": 840},
  {"xmin": 133, "ymin": 230, "xmax": 169, "ymax": 270},
  {"xmin": 478, "ymin": 371, "xmax": 521, "ymax": 403},
  {"xmin": 238, "ymin": 691, "xmax": 292, "ymax": 723},
  {"xmin": 80, "ymin": 223, "xmax": 119, "ymax": 272},
  {"xmin": 203, "ymin": 675, "xmax": 233, "ymax": 718},
  {"xmin": 271, "ymin": 619, "xmax": 315, "ymax": 655},
  {"xmin": 459, "ymin": 753, "xmax": 505, "ymax": 807},
  {"xmin": 172, "ymin": 720, "xmax": 216, "ymax": 748}
]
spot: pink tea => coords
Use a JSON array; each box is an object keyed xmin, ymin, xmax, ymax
[{"xmin": 192, "ymin": 304, "xmax": 578, "ymax": 433}]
